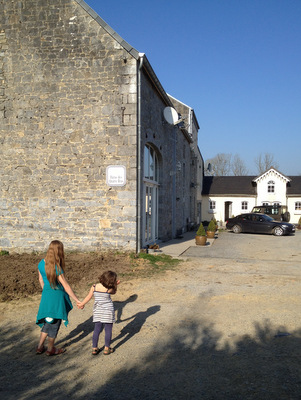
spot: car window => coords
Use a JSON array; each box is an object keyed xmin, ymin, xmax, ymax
[{"xmin": 271, "ymin": 209, "xmax": 279, "ymax": 215}]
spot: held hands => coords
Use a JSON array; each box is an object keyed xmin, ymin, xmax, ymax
[{"xmin": 76, "ymin": 301, "xmax": 84, "ymax": 309}]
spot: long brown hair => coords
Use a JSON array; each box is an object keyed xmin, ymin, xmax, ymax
[{"xmin": 45, "ymin": 240, "xmax": 65, "ymax": 288}]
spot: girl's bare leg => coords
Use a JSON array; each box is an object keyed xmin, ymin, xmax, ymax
[
  {"xmin": 38, "ymin": 332, "xmax": 48, "ymax": 349},
  {"xmin": 47, "ymin": 337, "xmax": 55, "ymax": 352}
]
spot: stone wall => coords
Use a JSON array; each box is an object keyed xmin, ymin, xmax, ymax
[
  {"xmin": 0, "ymin": 0, "xmax": 138, "ymax": 252},
  {"xmin": 140, "ymin": 70, "xmax": 195, "ymax": 240}
]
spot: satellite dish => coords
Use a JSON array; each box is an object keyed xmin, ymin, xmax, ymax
[
  {"xmin": 163, "ymin": 107, "xmax": 184, "ymax": 125},
  {"xmin": 163, "ymin": 107, "xmax": 178, "ymax": 124}
]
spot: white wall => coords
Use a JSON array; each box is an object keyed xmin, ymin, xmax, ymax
[
  {"xmin": 202, "ymin": 195, "xmax": 256, "ymax": 223},
  {"xmin": 287, "ymin": 197, "xmax": 301, "ymax": 224},
  {"xmin": 255, "ymin": 170, "xmax": 288, "ymax": 206}
]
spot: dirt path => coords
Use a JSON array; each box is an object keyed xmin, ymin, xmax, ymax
[{"xmin": 1, "ymin": 232, "xmax": 300, "ymax": 399}]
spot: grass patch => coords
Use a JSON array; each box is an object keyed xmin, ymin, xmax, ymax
[
  {"xmin": 138, "ymin": 252, "xmax": 181, "ymax": 268},
  {"xmin": 123, "ymin": 252, "xmax": 183, "ymax": 279}
]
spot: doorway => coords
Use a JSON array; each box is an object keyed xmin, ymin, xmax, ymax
[{"xmin": 224, "ymin": 201, "xmax": 232, "ymax": 221}]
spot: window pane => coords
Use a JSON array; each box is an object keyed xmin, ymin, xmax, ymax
[
  {"xmin": 149, "ymin": 148, "xmax": 154, "ymax": 180},
  {"xmin": 144, "ymin": 146, "xmax": 149, "ymax": 179}
]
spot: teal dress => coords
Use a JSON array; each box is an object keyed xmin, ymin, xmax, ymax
[{"xmin": 36, "ymin": 259, "xmax": 73, "ymax": 327}]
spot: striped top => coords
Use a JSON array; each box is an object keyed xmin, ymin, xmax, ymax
[{"xmin": 92, "ymin": 286, "xmax": 115, "ymax": 323}]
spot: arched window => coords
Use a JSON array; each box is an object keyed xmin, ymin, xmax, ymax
[
  {"xmin": 267, "ymin": 180, "xmax": 275, "ymax": 193},
  {"xmin": 144, "ymin": 145, "xmax": 158, "ymax": 181},
  {"xmin": 143, "ymin": 145, "xmax": 159, "ymax": 245}
]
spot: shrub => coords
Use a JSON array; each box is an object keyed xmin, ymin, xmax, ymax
[
  {"xmin": 207, "ymin": 219, "xmax": 217, "ymax": 232},
  {"xmin": 196, "ymin": 223, "xmax": 206, "ymax": 236}
]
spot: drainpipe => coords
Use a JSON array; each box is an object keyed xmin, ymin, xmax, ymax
[{"xmin": 136, "ymin": 53, "xmax": 144, "ymax": 253}]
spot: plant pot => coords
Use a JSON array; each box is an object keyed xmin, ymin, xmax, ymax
[
  {"xmin": 195, "ymin": 235, "xmax": 207, "ymax": 246},
  {"xmin": 206, "ymin": 231, "xmax": 215, "ymax": 239}
]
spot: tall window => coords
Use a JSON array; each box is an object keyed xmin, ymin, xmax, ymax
[
  {"xmin": 143, "ymin": 145, "xmax": 159, "ymax": 245},
  {"xmin": 241, "ymin": 201, "xmax": 248, "ymax": 210},
  {"xmin": 209, "ymin": 200, "xmax": 216, "ymax": 211},
  {"xmin": 267, "ymin": 180, "xmax": 275, "ymax": 193},
  {"xmin": 144, "ymin": 145, "xmax": 158, "ymax": 181}
]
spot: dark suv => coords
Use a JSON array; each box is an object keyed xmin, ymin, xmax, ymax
[{"xmin": 251, "ymin": 205, "xmax": 290, "ymax": 222}]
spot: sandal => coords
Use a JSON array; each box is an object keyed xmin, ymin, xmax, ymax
[
  {"xmin": 92, "ymin": 348, "xmax": 100, "ymax": 355},
  {"xmin": 103, "ymin": 347, "xmax": 115, "ymax": 355},
  {"xmin": 45, "ymin": 347, "xmax": 66, "ymax": 356},
  {"xmin": 36, "ymin": 345, "xmax": 46, "ymax": 355}
]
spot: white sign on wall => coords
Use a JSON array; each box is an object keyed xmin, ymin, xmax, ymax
[{"xmin": 106, "ymin": 165, "xmax": 126, "ymax": 186}]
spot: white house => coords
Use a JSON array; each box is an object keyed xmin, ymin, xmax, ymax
[{"xmin": 202, "ymin": 168, "xmax": 301, "ymax": 225}]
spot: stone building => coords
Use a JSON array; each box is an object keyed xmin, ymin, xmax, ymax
[{"xmin": 0, "ymin": 0, "xmax": 203, "ymax": 252}]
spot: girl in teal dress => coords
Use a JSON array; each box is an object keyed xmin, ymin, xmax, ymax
[{"xmin": 36, "ymin": 240, "xmax": 81, "ymax": 356}]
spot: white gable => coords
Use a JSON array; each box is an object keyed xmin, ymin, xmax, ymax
[
  {"xmin": 253, "ymin": 169, "xmax": 290, "ymax": 207},
  {"xmin": 253, "ymin": 168, "xmax": 291, "ymax": 184}
]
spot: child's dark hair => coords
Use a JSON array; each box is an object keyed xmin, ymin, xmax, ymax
[{"xmin": 99, "ymin": 270, "xmax": 117, "ymax": 291}]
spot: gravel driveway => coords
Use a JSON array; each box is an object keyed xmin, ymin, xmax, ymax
[{"xmin": 1, "ymin": 231, "xmax": 300, "ymax": 399}]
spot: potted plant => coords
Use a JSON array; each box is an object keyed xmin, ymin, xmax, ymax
[
  {"xmin": 195, "ymin": 223, "xmax": 207, "ymax": 246},
  {"xmin": 206, "ymin": 218, "xmax": 217, "ymax": 239},
  {"xmin": 212, "ymin": 217, "xmax": 218, "ymax": 230}
]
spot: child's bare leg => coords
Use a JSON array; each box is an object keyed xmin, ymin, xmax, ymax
[
  {"xmin": 47, "ymin": 337, "xmax": 55, "ymax": 351},
  {"xmin": 38, "ymin": 332, "xmax": 48, "ymax": 349},
  {"xmin": 36, "ymin": 332, "xmax": 48, "ymax": 353}
]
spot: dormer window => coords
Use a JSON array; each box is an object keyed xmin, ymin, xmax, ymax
[{"xmin": 267, "ymin": 180, "xmax": 275, "ymax": 193}]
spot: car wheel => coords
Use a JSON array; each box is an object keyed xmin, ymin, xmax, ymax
[
  {"xmin": 232, "ymin": 224, "xmax": 242, "ymax": 234},
  {"xmin": 273, "ymin": 226, "xmax": 284, "ymax": 236}
]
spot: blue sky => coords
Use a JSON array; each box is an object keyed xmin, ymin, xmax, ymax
[{"xmin": 85, "ymin": 0, "xmax": 301, "ymax": 175}]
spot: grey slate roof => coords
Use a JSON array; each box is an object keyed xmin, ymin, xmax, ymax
[
  {"xmin": 202, "ymin": 176, "xmax": 257, "ymax": 196},
  {"xmin": 202, "ymin": 175, "xmax": 301, "ymax": 196},
  {"xmin": 287, "ymin": 176, "xmax": 301, "ymax": 195}
]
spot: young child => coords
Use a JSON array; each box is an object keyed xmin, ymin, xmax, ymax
[
  {"xmin": 78, "ymin": 270, "xmax": 120, "ymax": 355},
  {"xmin": 36, "ymin": 240, "xmax": 81, "ymax": 356}
]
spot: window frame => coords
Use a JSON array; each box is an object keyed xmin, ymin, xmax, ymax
[
  {"xmin": 267, "ymin": 180, "xmax": 275, "ymax": 193},
  {"xmin": 295, "ymin": 202, "xmax": 301, "ymax": 211},
  {"xmin": 209, "ymin": 200, "xmax": 216, "ymax": 212},
  {"xmin": 241, "ymin": 201, "xmax": 248, "ymax": 211}
]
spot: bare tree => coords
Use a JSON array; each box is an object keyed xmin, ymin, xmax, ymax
[
  {"xmin": 254, "ymin": 153, "xmax": 279, "ymax": 175},
  {"xmin": 231, "ymin": 154, "xmax": 248, "ymax": 176},
  {"xmin": 205, "ymin": 153, "xmax": 232, "ymax": 176}
]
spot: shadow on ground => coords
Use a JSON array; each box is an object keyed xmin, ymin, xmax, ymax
[{"xmin": 0, "ymin": 316, "xmax": 300, "ymax": 400}]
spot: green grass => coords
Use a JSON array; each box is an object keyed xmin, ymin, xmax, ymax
[
  {"xmin": 138, "ymin": 252, "xmax": 181, "ymax": 268},
  {"xmin": 124, "ymin": 252, "xmax": 183, "ymax": 279}
]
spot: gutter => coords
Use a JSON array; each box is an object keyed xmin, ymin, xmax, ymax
[{"xmin": 136, "ymin": 53, "xmax": 144, "ymax": 253}]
